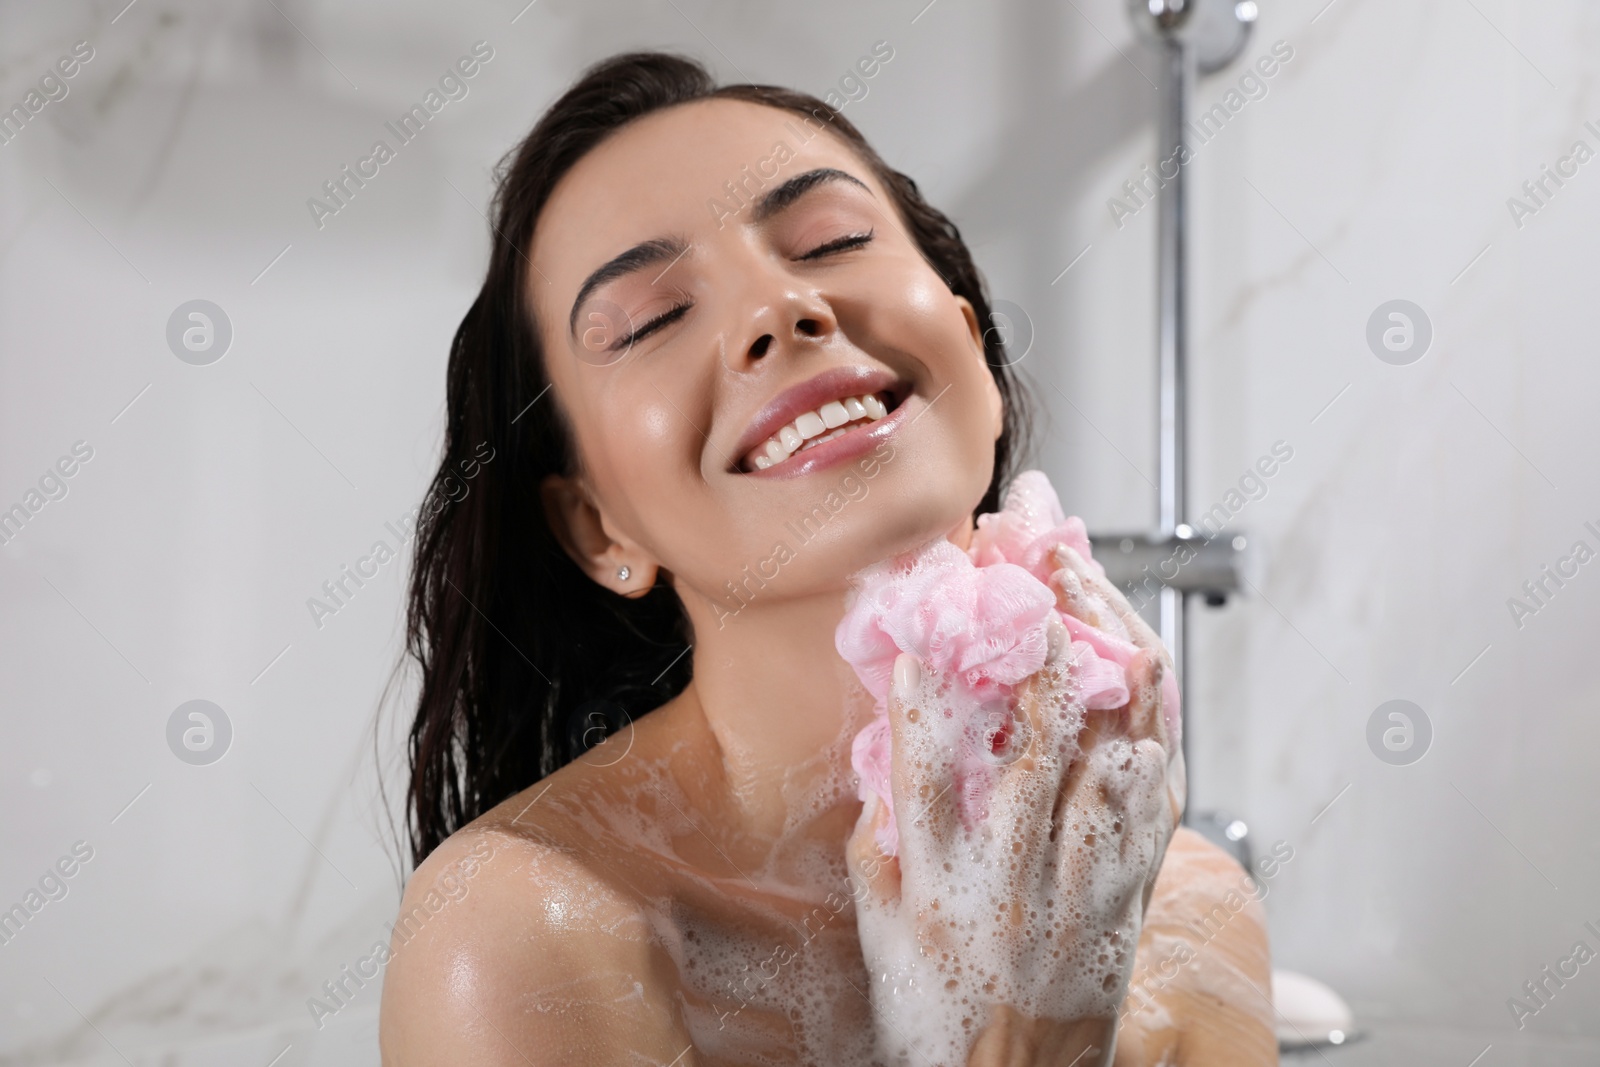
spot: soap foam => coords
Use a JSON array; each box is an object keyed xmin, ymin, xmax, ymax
[
  {"xmin": 534, "ymin": 469, "xmax": 1178, "ymax": 1065},
  {"xmin": 550, "ymin": 712, "xmax": 887, "ymax": 1064},
  {"xmin": 851, "ymin": 643, "xmax": 1171, "ymax": 1066},
  {"xmin": 837, "ymin": 469, "xmax": 1162, "ymax": 858},
  {"xmin": 834, "ymin": 469, "xmax": 1180, "ymax": 1064}
]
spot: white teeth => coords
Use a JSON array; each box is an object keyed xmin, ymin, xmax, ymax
[
  {"xmin": 742, "ymin": 392, "xmax": 891, "ymax": 472},
  {"xmin": 799, "ymin": 426, "xmax": 851, "ymax": 453}
]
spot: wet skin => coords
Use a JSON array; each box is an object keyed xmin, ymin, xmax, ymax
[{"xmin": 378, "ymin": 98, "xmax": 1275, "ymax": 1065}]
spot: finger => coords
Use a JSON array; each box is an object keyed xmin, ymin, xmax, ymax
[
  {"xmin": 1007, "ymin": 615, "xmax": 1074, "ymax": 773},
  {"xmin": 846, "ymin": 792, "xmax": 902, "ymax": 907},
  {"xmin": 1050, "ymin": 566, "xmax": 1119, "ymax": 634},
  {"xmin": 1051, "ymin": 663, "xmax": 1161, "ymax": 848},
  {"xmin": 1114, "ymin": 740, "xmax": 1175, "ymax": 869},
  {"xmin": 1054, "ymin": 743, "xmax": 1168, "ymax": 917},
  {"xmin": 1053, "ymin": 544, "xmax": 1167, "ymax": 668},
  {"xmin": 1062, "ymin": 651, "xmax": 1167, "ymax": 813},
  {"xmin": 1122, "ymin": 648, "xmax": 1165, "ymax": 745},
  {"xmin": 1055, "ymin": 643, "xmax": 1144, "ymax": 767},
  {"xmin": 1050, "ymin": 748, "xmax": 1110, "ymax": 872},
  {"xmin": 1165, "ymin": 747, "xmax": 1187, "ymax": 828},
  {"xmin": 1062, "ymin": 547, "xmax": 1164, "ymax": 655},
  {"xmin": 1056, "ymin": 553, "xmax": 1181, "ymax": 760},
  {"xmin": 992, "ymin": 616, "xmax": 1078, "ymax": 821},
  {"xmin": 1049, "ymin": 545, "xmax": 1182, "ymax": 757},
  {"xmin": 885, "ymin": 653, "xmax": 958, "ymax": 852},
  {"xmin": 1051, "ymin": 706, "xmax": 1112, "ymax": 832}
]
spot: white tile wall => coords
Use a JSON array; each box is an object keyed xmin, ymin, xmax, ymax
[{"xmin": 2, "ymin": 0, "xmax": 1594, "ymax": 1061}]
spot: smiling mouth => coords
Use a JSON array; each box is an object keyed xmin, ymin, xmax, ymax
[{"xmin": 737, "ymin": 387, "xmax": 908, "ymax": 473}]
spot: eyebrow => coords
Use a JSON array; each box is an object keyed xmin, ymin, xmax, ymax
[
  {"xmin": 568, "ymin": 236, "xmax": 688, "ymax": 335},
  {"xmin": 750, "ymin": 166, "xmax": 870, "ymax": 223},
  {"xmin": 567, "ymin": 167, "xmax": 873, "ymax": 335}
]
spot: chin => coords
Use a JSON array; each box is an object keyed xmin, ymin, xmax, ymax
[{"xmin": 805, "ymin": 463, "xmax": 992, "ymax": 588}]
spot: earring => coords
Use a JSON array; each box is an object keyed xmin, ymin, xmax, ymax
[{"xmin": 617, "ymin": 565, "xmax": 630, "ymax": 582}]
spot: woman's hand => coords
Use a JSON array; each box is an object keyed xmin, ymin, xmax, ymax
[{"xmin": 847, "ymin": 543, "xmax": 1181, "ymax": 1067}]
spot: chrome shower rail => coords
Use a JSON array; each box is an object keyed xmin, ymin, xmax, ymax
[{"xmin": 1088, "ymin": 0, "xmax": 1255, "ymax": 820}]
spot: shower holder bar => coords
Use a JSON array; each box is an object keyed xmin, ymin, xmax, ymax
[
  {"xmin": 1087, "ymin": 529, "xmax": 1246, "ymax": 605},
  {"xmin": 1082, "ymin": 0, "xmax": 1257, "ymax": 818},
  {"xmin": 1127, "ymin": 0, "xmax": 1257, "ymax": 75}
]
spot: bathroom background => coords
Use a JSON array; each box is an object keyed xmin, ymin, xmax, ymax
[{"xmin": 2, "ymin": 0, "xmax": 1597, "ymax": 1063}]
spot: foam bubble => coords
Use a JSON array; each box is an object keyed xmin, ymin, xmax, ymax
[
  {"xmin": 534, "ymin": 468, "xmax": 1178, "ymax": 1064},
  {"xmin": 849, "ymin": 653, "xmax": 1172, "ymax": 1065},
  {"xmin": 548, "ymin": 708, "xmax": 889, "ymax": 1063}
]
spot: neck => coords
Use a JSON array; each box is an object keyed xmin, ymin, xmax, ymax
[
  {"xmin": 678, "ymin": 589, "xmax": 870, "ymax": 848},
  {"xmin": 664, "ymin": 513, "xmax": 978, "ymax": 868}
]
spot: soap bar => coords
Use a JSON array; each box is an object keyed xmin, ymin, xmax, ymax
[{"xmin": 835, "ymin": 470, "xmax": 1158, "ymax": 856}]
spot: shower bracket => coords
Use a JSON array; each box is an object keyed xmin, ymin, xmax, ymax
[{"xmin": 1088, "ymin": 528, "xmax": 1247, "ymax": 608}]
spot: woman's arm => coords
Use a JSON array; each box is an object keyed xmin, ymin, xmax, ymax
[
  {"xmin": 1112, "ymin": 828, "xmax": 1278, "ymax": 1066},
  {"xmin": 379, "ymin": 827, "xmax": 697, "ymax": 1066}
]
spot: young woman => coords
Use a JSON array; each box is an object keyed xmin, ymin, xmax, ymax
[{"xmin": 377, "ymin": 52, "xmax": 1276, "ymax": 1066}]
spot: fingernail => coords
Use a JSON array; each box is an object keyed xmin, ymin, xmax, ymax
[
  {"xmin": 1052, "ymin": 566, "xmax": 1083, "ymax": 600},
  {"xmin": 892, "ymin": 653, "xmax": 921, "ymax": 694},
  {"xmin": 1047, "ymin": 614, "xmax": 1068, "ymax": 658}
]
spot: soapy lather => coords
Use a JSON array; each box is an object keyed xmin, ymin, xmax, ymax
[{"xmin": 835, "ymin": 470, "xmax": 1179, "ymax": 855}]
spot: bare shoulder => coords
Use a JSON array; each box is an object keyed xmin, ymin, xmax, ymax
[
  {"xmin": 1115, "ymin": 827, "xmax": 1278, "ymax": 1066},
  {"xmin": 377, "ymin": 797, "xmax": 692, "ymax": 1065}
]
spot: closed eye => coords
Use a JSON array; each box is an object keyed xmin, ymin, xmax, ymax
[
  {"xmin": 797, "ymin": 229, "xmax": 874, "ymax": 260},
  {"xmin": 613, "ymin": 301, "xmax": 691, "ymax": 350}
]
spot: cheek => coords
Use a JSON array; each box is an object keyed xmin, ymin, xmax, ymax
[
  {"xmin": 581, "ymin": 388, "xmax": 719, "ymax": 564},
  {"xmin": 897, "ymin": 280, "xmax": 986, "ymax": 404},
  {"xmin": 853, "ymin": 265, "xmax": 990, "ymax": 447},
  {"xmin": 571, "ymin": 384, "xmax": 685, "ymax": 503},
  {"xmin": 590, "ymin": 385, "xmax": 684, "ymax": 453},
  {"xmin": 643, "ymin": 404, "xmax": 675, "ymax": 442},
  {"xmin": 901, "ymin": 272, "xmax": 955, "ymax": 323},
  {"xmin": 600, "ymin": 388, "xmax": 711, "ymax": 506},
  {"xmin": 848, "ymin": 266, "xmax": 962, "ymax": 369},
  {"xmin": 595, "ymin": 395, "xmax": 691, "ymax": 497}
]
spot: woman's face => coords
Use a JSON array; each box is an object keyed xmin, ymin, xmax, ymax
[{"xmin": 531, "ymin": 98, "xmax": 1003, "ymax": 619}]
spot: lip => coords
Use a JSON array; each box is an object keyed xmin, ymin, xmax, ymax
[
  {"xmin": 740, "ymin": 390, "xmax": 915, "ymax": 480},
  {"xmin": 730, "ymin": 365, "xmax": 907, "ymax": 474}
]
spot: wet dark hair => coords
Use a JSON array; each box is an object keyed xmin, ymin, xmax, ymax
[{"xmin": 401, "ymin": 50, "xmax": 1036, "ymax": 866}]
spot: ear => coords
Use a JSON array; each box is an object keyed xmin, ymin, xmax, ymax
[
  {"xmin": 953, "ymin": 295, "xmax": 1005, "ymax": 445},
  {"xmin": 539, "ymin": 472, "xmax": 659, "ymax": 598}
]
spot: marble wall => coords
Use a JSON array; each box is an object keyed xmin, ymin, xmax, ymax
[{"xmin": 1, "ymin": 0, "xmax": 1595, "ymax": 1062}]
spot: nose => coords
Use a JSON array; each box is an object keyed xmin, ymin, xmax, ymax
[{"xmin": 727, "ymin": 267, "xmax": 838, "ymax": 369}]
